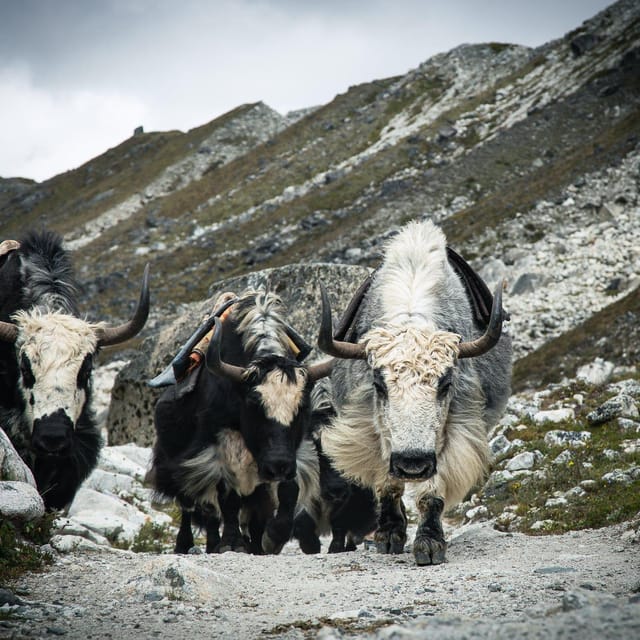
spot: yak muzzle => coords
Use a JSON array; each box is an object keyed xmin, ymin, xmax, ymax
[
  {"xmin": 259, "ymin": 457, "xmax": 297, "ymax": 482},
  {"xmin": 32, "ymin": 410, "xmax": 74, "ymax": 456},
  {"xmin": 389, "ymin": 449, "xmax": 437, "ymax": 480}
]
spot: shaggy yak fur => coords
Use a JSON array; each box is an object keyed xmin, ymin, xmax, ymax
[
  {"xmin": 149, "ymin": 289, "xmax": 332, "ymax": 555},
  {"xmin": 318, "ymin": 219, "xmax": 512, "ymax": 565},
  {"xmin": 292, "ymin": 378, "xmax": 377, "ymax": 554},
  {"xmin": 0, "ymin": 230, "xmax": 149, "ymax": 510}
]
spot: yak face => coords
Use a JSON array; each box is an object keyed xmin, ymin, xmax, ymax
[
  {"xmin": 365, "ymin": 325, "xmax": 461, "ymax": 481},
  {"xmin": 14, "ymin": 311, "xmax": 98, "ymax": 457},
  {"xmin": 238, "ymin": 357, "xmax": 311, "ymax": 482}
]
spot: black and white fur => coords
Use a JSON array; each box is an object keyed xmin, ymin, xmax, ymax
[
  {"xmin": 0, "ymin": 230, "xmax": 149, "ymax": 510},
  {"xmin": 319, "ymin": 220, "xmax": 512, "ymax": 565},
  {"xmin": 150, "ymin": 289, "xmax": 330, "ymax": 554},
  {"xmin": 293, "ymin": 378, "xmax": 377, "ymax": 554}
]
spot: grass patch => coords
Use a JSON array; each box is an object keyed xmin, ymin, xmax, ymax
[
  {"xmin": 0, "ymin": 514, "xmax": 56, "ymax": 583},
  {"xmin": 484, "ymin": 380, "xmax": 640, "ymax": 534}
]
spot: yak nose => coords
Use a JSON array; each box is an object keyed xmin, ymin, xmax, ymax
[
  {"xmin": 32, "ymin": 410, "xmax": 73, "ymax": 456},
  {"xmin": 389, "ymin": 449, "xmax": 437, "ymax": 480},
  {"xmin": 261, "ymin": 458, "xmax": 297, "ymax": 482}
]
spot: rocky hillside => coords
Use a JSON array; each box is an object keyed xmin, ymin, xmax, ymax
[{"xmin": 1, "ymin": 1, "xmax": 637, "ymax": 364}]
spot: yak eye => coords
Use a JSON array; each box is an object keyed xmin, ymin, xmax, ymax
[
  {"xmin": 77, "ymin": 354, "xmax": 93, "ymax": 388},
  {"xmin": 373, "ymin": 369, "xmax": 387, "ymax": 398},
  {"xmin": 437, "ymin": 369, "xmax": 453, "ymax": 399},
  {"xmin": 20, "ymin": 354, "xmax": 35, "ymax": 388}
]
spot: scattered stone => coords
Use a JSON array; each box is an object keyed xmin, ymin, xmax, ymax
[
  {"xmin": 506, "ymin": 451, "xmax": 538, "ymax": 471},
  {"xmin": 576, "ymin": 358, "xmax": 615, "ymax": 386},
  {"xmin": 618, "ymin": 418, "xmax": 640, "ymax": 432},
  {"xmin": 530, "ymin": 520, "xmax": 556, "ymax": 532},
  {"xmin": 0, "ymin": 481, "xmax": 45, "ymax": 521},
  {"xmin": 601, "ymin": 467, "xmax": 640, "ymax": 485},
  {"xmin": 608, "ymin": 379, "xmax": 640, "ymax": 399},
  {"xmin": 533, "ymin": 408, "xmax": 575, "ymax": 424},
  {"xmin": 552, "ymin": 450, "xmax": 574, "ymax": 465},
  {"xmin": 587, "ymin": 394, "xmax": 639, "ymax": 425},
  {"xmin": 0, "ymin": 429, "xmax": 36, "ymax": 485},
  {"xmin": 544, "ymin": 430, "xmax": 591, "ymax": 448},
  {"xmin": 545, "ymin": 496, "xmax": 568, "ymax": 508}
]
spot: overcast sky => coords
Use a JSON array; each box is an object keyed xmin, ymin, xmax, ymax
[{"xmin": 0, "ymin": 0, "xmax": 612, "ymax": 182}]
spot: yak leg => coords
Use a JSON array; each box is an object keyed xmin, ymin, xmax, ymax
[
  {"xmin": 243, "ymin": 484, "xmax": 274, "ymax": 555},
  {"xmin": 262, "ymin": 479, "xmax": 299, "ymax": 554},
  {"xmin": 293, "ymin": 509, "xmax": 321, "ymax": 554},
  {"xmin": 328, "ymin": 526, "xmax": 347, "ymax": 553},
  {"xmin": 175, "ymin": 508, "xmax": 195, "ymax": 554},
  {"xmin": 200, "ymin": 504, "xmax": 221, "ymax": 554},
  {"xmin": 374, "ymin": 480, "xmax": 407, "ymax": 554},
  {"xmin": 413, "ymin": 493, "xmax": 447, "ymax": 566},
  {"xmin": 218, "ymin": 487, "xmax": 249, "ymax": 553}
]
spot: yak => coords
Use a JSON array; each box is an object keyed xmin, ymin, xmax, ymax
[
  {"xmin": 149, "ymin": 289, "xmax": 332, "ymax": 554},
  {"xmin": 293, "ymin": 377, "xmax": 377, "ymax": 554},
  {"xmin": 0, "ymin": 230, "xmax": 150, "ymax": 510},
  {"xmin": 317, "ymin": 219, "xmax": 512, "ymax": 565}
]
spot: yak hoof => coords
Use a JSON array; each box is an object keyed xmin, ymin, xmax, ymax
[
  {"xmin": 413, "ymin": 535, "xmax": 447, "ymax": 566},
  {"xmin": 261, "ymin": 532, "xmax": 286, "ymax": 555},
  {"xmin": 298, "ymin": 535, "xmax": 321, "ymax": 555},
  {"xmin": 374, "ymin": 529, "xmax": 407, "ymax": 554},
  {"xmin": 216, "ymin": 536, "xmax": 249, "ymax": 554}
]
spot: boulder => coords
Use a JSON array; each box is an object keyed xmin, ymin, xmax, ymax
[
  {"xmin": 0, "ymin": 481, "xmax": 45, "ymax": 521},
  {"xmin": 0, "ymin": 428, "xmax": 36, "ymax": 485},
  {"xmin": 106, "ymin": 263, "xmax": 371, "ymax": 446}
]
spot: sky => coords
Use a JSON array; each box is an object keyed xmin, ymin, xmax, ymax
[{"xmin": 0, "ymin": 0, "xmax": 614, "ymax": 182}]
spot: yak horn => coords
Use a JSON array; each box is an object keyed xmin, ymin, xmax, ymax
[
  {"xmin": 0, "ymin": 320, "xmax": 18, "ymax": 343},
  {"xmin": 205, "ymin": 317, "xmax": 247, "ymax": 383},
  {"xmin": 458, "ymin": 280, "xmax": 506, "ymax": 359},
  {"xmin": 97, "ymin": 264, "xmax": 151, "ymax": 347},
  {"xmin": 307, "ymin": 358, "xmax": 334, "ymax": 382},
  {"xmin": 317, "ymin": 283, "xmax": 366, "ymax": 360}
]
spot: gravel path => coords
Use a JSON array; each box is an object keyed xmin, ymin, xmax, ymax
[{"xmin": 4, "ymin": 521, "xmax": 639, "ymax": 639}]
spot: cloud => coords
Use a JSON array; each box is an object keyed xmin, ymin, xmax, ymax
[{"xmin": 0, "ymin": 64, "xmax": 147, "ymax": 181}]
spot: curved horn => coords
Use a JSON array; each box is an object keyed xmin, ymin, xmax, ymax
[
  {"xmin": 0, "ymin": 320, "xmax": 18, "ymax": 343},
  {"xmin": 307, "ymin": 358, "xmax": 334, "ymax": 382},
  {"xmin": 97, "ymin": 264, "xmax": 151, "ymax": 347},
  {"xmin": 458, "ymin": 280, "xmax": 505, "ymax": 359},
  {"xmin": 205, "ymin": 317, "xmax": 247, "ymax": 383},
  {"xmin": 317, "ymin": 283, "xmax": 366, "ymax": 360}
]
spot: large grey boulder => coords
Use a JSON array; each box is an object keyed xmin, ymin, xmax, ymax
[{"xmin": 106, "ymin": 263, "xmax": 371, "ymax": 446}]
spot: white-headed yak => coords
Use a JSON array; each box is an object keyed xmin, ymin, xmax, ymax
[
  {"xmin": 317, "ymin": 220, "xmax": 512, "ymax": 565},
  {"xmin": 0, "ymin": 230, "xmax": 150, "ymax": 510}
]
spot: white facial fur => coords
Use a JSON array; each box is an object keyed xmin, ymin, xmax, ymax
[
  {"xmin": 14, "ymin": 311, "xmax": 98, "ymax": 429},
  {"xmin": 365, "ymin": 325, "xmax": 460, "ymax": 458}
]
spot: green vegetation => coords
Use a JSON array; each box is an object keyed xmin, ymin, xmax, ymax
[
  {"xmin": 0, "ymin": 514, "xmax": 55, "ymax": 583},
  {"xmin": 482, "ymin": 380, "xmax": 640, "ymax": 535}
]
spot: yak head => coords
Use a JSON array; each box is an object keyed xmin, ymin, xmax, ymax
[
  {"xmin": 0, "ymin": 266, "xmax": 149, "ymax": 458},
  {"xmin": 205, "ymin": 297, "xmax": 332, "ymax": 483},
  {"xmin": 317, "ymin": 282, "xmax": 504, "ymax": 482}
]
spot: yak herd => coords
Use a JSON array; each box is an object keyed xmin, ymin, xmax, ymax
[{"xmin": 0, "ymin": 220, "xmax": 512, "ymax": 566}]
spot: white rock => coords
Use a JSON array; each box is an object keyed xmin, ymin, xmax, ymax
[
  {"xmin": 506, "ymin": 451, "xmax": 537, "ymax": 471},
  {"xmin": 84, "ymin": 468, "xmax": 138, "ymax": 496},
  {"xmin": 533, "ymin": 408, "xmax": 575, "ymax": 424},
  {"xmin": 53, "ymin": 517, "xmax": 111, "ymax": 546},
  {"xmin": 98, "ymin": 448, "xmax": 148, "ymax": 480},
  {"xmin": 50, "ymin": 534, "xmax": 109, "ymax": 553},
  {"xmin": 544, "ymin": 430, "xmax": 591, "ymax": 448},
  {"xmin": 530, "ymin": 520, "xmax": 555, "ymax": 531},
  {"xmin": 68, "ymin": 487, "xmax": 171, "ymax": 543},
  {"xmin": 0, "ymin": 429, "xmax": 36, "ymax": 485},
  {"xmin": 552, "ymin": 450, "xmax": 574, "ymax": 465},
  {"xmin": 0, "ymin": 481, "xmax": 45, "ymax": 521},
  {"xmin": 576, "ymin": 358, "xmax": 615, "ymax": 386},
  {"xmin": 545, "ymin": 496, "xmax": 568, "ymax": 507}
]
